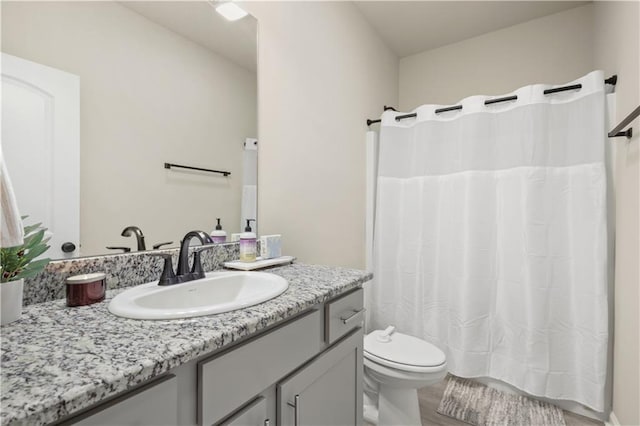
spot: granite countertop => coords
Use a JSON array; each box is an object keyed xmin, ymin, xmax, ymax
[{"xmin": 1, "ymin": 263, "xmax": 372, "ymax": 426}]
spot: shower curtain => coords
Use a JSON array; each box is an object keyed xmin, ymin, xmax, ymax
[{"xmin": 370, "ymin": 70, "xmax": 609, "ymax": 411}]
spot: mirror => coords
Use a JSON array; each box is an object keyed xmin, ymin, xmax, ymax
[{"xmin": 1, "ymin": 1, "xmax": 257, "ymax": 259}]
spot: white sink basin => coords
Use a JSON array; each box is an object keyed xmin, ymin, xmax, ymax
[{"xmin": 108, "ymin": 271, "xmax": 288, "ymax": 320}]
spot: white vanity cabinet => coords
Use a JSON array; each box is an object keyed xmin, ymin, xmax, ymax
[{"xmin": 56, "ymin": 287, "xmax": 364, "ymax": 426}]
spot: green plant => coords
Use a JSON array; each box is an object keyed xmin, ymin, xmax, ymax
[{"xmin": 1, "ymin": 217, "xmax": 51, "ymax": 283}]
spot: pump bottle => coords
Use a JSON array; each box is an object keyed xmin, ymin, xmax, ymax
[
  {"xmin": 239, "ymin": 219, "xmax": 257, "ymax": 262},
  {"xmin": 211, "ymin": 218, "xmax": 227, "ymax": 243}
]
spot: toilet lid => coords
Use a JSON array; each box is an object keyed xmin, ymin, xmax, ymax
[{"xmin": 364, "ymin": 329, "xmax": 446, "ymax": 372}]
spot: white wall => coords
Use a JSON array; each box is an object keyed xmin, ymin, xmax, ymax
[
  {"xmin": 244, "ymin": 1, "xmax": 398, "ymax": 268},
  {"xmin": 593, "ymin": 3, "xmax": 640, "ymax": 424},
  {"xmin": 2, "ymin": 1, "xmax": 256, "ymax": 255},
  {"xmin": 399, "ymin": 5, "xmax": 595, "ymax": 109}
]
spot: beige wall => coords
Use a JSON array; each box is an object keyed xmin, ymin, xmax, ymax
[
  {"xmin": 399, "ymin": 5, "xmax": 595, "ymax": 109},
  {"xmin": 2, "ymin": 2, "xmax": 256, "ymax": 255},
  {"xmin": 398, "ymin": 2, "xmax": 639, "ymax": 422},
  {"xmin": 244, "ymin": 1, "xmax": 398, "ymax": 268},
  {"xmin": 594, "ymin": 3, "xmax": 640, "ymax": 425}
]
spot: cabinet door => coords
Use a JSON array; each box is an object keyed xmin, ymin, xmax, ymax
[
  {"xmin": 277, "ymin": 329, "xmax": 363, "ymax": 426},
  {"xmin": 219, "ymin": 396, "xmax": 269, "ymax": 426}
]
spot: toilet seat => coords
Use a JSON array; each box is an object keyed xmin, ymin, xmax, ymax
[
  {"xmin": 364, "ymin": 351, "xmax": 446, "ymax": 374},
  {"xmin": 364, "ymin": 329, "xmax": 446, "ymax": 374}
]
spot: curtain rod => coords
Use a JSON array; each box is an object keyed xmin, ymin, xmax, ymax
[
  {"xmin": 608, "ymin": 105, "xmax": 638, "ymax": 139},
  {"xmin": 367, "ymin": 75, "xmax": 618, "ymax": 127}
]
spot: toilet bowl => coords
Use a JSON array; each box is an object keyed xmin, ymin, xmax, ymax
[{"xmin": 363, "ymin": 326, "xmax": 447, "ymax": 426}]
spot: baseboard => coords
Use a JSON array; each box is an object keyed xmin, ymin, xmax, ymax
[{"xmin": 605, "ymin": 412, "xmax": 621, "ymax": 426}]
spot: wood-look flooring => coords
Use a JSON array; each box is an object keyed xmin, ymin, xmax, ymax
[{"xmin": 417, "ymin": 380, "xmax": 604, "ymax": 426}]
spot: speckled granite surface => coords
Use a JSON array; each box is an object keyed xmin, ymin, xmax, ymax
[
  {"xmin": 1, "ymin": 263, "xmax": 372, "ymax": 426},
  {"xmin": 23, "ymin": 243, "xmax": 239, "ymax": 306}
]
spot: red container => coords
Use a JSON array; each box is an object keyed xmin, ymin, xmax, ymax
[{"xmin": 66, "ymin": 273, "xmax": 106, "ymax": 307}]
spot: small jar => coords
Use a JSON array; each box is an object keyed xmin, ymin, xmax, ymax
[{"xmin": 66, "ymin": 272, "xmax": 106, "ymax": 307}]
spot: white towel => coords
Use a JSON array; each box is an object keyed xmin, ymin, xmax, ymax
[{"xmin": 0, "ymin": 147, "xmax": 24, "ymax": 247}]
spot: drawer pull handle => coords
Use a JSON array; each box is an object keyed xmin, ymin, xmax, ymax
[
  {"xmin": 264, "ymin": 419, "xmax": 270, "ymax": 426},
  {"xmin": 287, "ymin": 394, "xmax": 300, "ymax": 426},
  {"xmin": 340, "ymin": 308, "xmax": 366, "ymax": 325}
]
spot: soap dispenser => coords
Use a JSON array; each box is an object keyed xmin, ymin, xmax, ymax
[
  {"xmin": 210, "ymin": 218, "xmax": 227, "ymax": 244},
  {"xmin": 239, "ymin": 219, "xmax": 257, "ymax": 262}
]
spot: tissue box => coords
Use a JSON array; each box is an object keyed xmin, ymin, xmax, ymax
[{"xmin": 260, "ymin": 234, "xmax": 282, "ymax": 259}]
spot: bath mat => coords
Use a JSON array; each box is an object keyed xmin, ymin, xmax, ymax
[{"xmin": 437, "ymin": 375, "xmax": 566, "ymax": 426}]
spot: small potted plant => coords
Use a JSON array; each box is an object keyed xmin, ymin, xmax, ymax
[{"xmin": 1, "ymin": 217, "xmax": 51, "ymax": 325}]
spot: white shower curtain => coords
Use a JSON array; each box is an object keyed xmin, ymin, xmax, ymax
[{"xmin": 370, "ymin": 70, "xmax": 609, "ymax": 411}]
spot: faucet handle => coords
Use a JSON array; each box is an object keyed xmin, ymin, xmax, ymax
[
  {"xmin": 150, "ymin": 253, "xmax": 178, "ymax": 286},
  {"xmin": 191, "ymin": 250, "xmax": 205, "ymax": 280},
  {"xmin": 106, "ymin": 246, "xmax": 131, "ymax": 253},
  {"xmin": 152, "ymin": 241, "xmax": 174, "ymax": 250},
  {"xmin": 190, "ymin": 246, "xmax": 216, "ymax": 280}
]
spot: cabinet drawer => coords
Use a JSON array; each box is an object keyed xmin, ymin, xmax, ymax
[
  {"xmin": 325, "ymin": 288, "xmax": 364, "ymax": 345},
  {"xmin": 198, "ymin": 309, "xmax": 321, "ymax": 426}
]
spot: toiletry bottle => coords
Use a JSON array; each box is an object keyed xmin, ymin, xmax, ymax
[
  {"xmin": 239, "ymin": 219, "xmax": 257, "ymax": 262},
  {"xmin": 210, "ymin": 218, "xmax": 227, "ymax": 243}
]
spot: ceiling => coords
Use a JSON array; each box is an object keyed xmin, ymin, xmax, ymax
[
  {"xmin": 121, "ymin": 1, "xmax": 588, "ymax": 71},
  {"xmin": 121, "ymin": 1, "xmax": 257, "ymax": 72},
  {"xmin": 354, "ymin": 1, "xmax": 589, "ymax": 58}
]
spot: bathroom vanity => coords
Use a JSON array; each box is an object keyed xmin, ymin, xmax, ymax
[{"xmin": 0, "ymin": 263, "xmax": 371, "ymax": 426}]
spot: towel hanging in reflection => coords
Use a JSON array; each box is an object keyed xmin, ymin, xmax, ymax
[{"xmin": 0, "ymin": 147, "xmax": 24, "ymax": 247}]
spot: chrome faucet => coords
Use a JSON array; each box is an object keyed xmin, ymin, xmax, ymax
[
  {"xmin": 121, "ymin": 226, "xmax": 146, "ymax": 251},
  {"xmin": 153, "ymin": 230, "xmax": 213, "ymax": 286}
]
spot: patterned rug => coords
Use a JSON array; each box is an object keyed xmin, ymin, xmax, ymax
[{"xmin": 437, "ymin": 375, "xmax": 566, "ymax": 426}]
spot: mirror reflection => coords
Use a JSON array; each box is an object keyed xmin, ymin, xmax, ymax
[{"xmin": 1, "ymin": 1, "xmax": 258, "ymax": 259}]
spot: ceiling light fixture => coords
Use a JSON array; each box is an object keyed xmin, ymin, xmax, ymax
[{"xmin": 215, "ymin": 2, "xmax": 248, "ymax": 22}]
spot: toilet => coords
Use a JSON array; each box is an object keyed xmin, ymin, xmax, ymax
[{"xmin": 363, "ymin": 326, "xmax": 447, "ymax": 426}]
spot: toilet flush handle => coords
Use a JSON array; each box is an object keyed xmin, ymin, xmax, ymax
[{"xmin": 377, "ymin": 325, "xmax": 396, "ymax": 343}]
